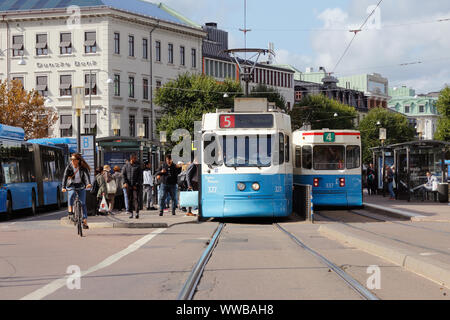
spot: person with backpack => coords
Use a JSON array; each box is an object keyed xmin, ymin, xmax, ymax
[
  {"xmin": 122, "ymin": 154, "xmax": 143, "ymax": 219},
  {"xmin": 155, "ymin": 155, "xmax": 182, "ymax": 216},
  {"xmin": 112, "ymin": 166, "xmax": 125, "ymax": 211}
]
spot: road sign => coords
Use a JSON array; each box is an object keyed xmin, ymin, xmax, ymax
[
  {"xmin": 80, "ymin": 134, "xmax": 96, "ymax": 182},
  {"xmin": 323, "ymin": 132, "xmax": 335, "ymax": 143},
  {"xmin": 379, "ymin": 128, "xmax": 386, "ymax": 140}
]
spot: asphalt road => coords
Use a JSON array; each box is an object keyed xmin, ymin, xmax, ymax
[{"xmin": 1, "ymin": 209, "xmax": 449, "ymax": 300}]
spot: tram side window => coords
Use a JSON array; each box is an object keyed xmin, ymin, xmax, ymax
[
  {"xmin": 279, "ymin": 133, "xmax": 284, "ymax": 165},
  {"xmin": 302, "ymin": 146, "xmax": 312, "ymax": 169},
  {"xmin": 285, "ymin": 135, "xmax": 290, "ymax": 163},
  {"xmin": 346, "ymin": 145, "xmax": 361, "ymax": 169},
  {"xmin": 295, "ymin": 147, "xmax": 301, "ymax": 168}
]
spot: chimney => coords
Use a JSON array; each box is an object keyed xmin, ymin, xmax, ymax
[{"xmin": 205, "ymin": 22, "xmax": 218, "ymax": 28}]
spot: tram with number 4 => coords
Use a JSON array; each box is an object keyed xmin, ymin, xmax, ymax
[
  {"xmin": 292, "ymin": 129, "xmax": 363, "ymax": 207},
  {"xmin": 199, "ymin": 98, "xmax": 293, "ymax": 219}
]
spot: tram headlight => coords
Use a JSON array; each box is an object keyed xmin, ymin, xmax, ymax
[
  {"xmin": 237, "ymin": 183, "xmax": 246, "ymax": 191},
  {"xmin": 252, "ymin": 182, "xmax": 260, "ymax": 191}
]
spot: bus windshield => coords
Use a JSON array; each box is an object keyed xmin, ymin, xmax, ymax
[
  {"xmin": 221, "ymin": 135, "xmax": 273, "ymax": 167},
  {"xmin": 313, "ymin": 145, "xmax": 345, "ymax": 170}
]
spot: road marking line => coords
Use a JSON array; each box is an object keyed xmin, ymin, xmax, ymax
[{"xmin": 20, "ymin": 228, "xmax": 166, "ymax": 300}]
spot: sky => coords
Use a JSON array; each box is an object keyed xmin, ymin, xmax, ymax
[{"xmin": 162, "ymin": 0, "xmax": 450, "ymax": 94}]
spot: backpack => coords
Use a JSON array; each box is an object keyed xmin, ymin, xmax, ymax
[
  {"xmin": 90, "ymin": 179, "xmax": 99, "ymax": 195},
  {"xmin": 177, "ymin": 171, "xmax": 187, "ymax": 188}
]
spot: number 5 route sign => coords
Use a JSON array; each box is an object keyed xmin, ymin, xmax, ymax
[
  {"xmin": 220, "ymin": 115, "xmax": 235, "ymax": 128},
  {"xmin": 323, "ymin": 132, "xmax": 335, "ymax": 142}
]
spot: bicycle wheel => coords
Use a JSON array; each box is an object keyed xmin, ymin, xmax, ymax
[{"xmin": 74, "ymin": 199, "xmax": 83, "ymax": 237}]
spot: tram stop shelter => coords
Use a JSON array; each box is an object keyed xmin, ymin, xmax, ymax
[{"xmin": 372, "ymin": 140, "xmax": 450, "ymax": 202}]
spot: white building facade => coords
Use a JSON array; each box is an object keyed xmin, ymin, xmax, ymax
[{"xmin": 0, "ymin": 3, "xmax": 205, "ymax": 140}]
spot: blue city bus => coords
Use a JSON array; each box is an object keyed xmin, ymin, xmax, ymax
[{"xmin": 0, "ymin": 124, "xmax": 65, "ymax": 215}]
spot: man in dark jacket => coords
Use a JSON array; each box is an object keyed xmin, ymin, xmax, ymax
[
  {"xmin": 122, "ymin": 154, "xmax": 143, "ymax": 219},
  {"xmin": 156, "ymin": 155, "xmax": 181, "ymax": 216}
]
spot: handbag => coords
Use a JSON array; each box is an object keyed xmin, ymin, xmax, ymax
[
  {"xmin": 106, "ymin": 175, "xmax": 117, "ymax": 194},
  {"xmin": 99, "ymin": 195, "xmax": 108, "ymax": 213},
  {"xmin": 179, "ymin": 191, "xmax": 199, "ymax": 208}
]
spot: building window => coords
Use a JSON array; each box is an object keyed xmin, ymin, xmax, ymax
[
  {"xmin": 128, "ymin": 76, "xmax": 135, "ymax": 98},
  {"xmin": 295, "ymin": 91, "xmax": 302, "ymax": 101},
  {"xmin": 191, "ymin": 48, "xmax": 197, "ymax": 68},
  {"xmin": 114, "ymin": 32, "xmax": 120, "ymax": 54},
  {"xmin": 143, "ymin": 78, "xmax": 149, "ymax": 100},
  {"xmin": 168, "ymin": 44, "xmax": 173, "ymax": 64},
  {"xmin": 419, "ymin": 105, "xmax": 425, "ymax": 113},
  {"xmin": 60, "ymin": 115, "xmax": 73, "ymax": 137},
  {"xmin": 129, "ymin": 115, "xmax": 136, "ymax": 137},
  {"xmin": 143, "ymin": 38, "xmax": 148, "ymax": 59},
  {"xmin": 143, "ymin": 116, "xmax": 149, "ymax": 139},
  {"xmin": 12, "ymin": 35, "xmax": 24, "ymax": 56},
  {"xmin": 36, "ymin": 34, "xmax": 48, "ymax": 56},
  {"xmin": 85, "ymin": 74, "xmax": 97, "ymax": 96},
  {"xmin": 156, "ymin": 80, "xmax": 162, "ymax": 92},
  {"xmin": 180, "ymin": 46, "xmax": 185, "ymax": 66},
  {"xmin": 36, "ymin": 76, "xmax": 48, "ymax": 97},
  {"xmin": 59, "ymin": 75, "xmax": 72, "ymax": 96},
  {"xmin": 205, "ymin": 59, "xmax": 210, "ymax": 75},
  {"xmin": 12, "ymin": 77, "xmax": 24, "ymax": 89},
  {"xmin": 214, "ymin": 61, "xmax": 218, "ymax": 77},
  {"xmin": 84, "ymin": 32, "xmax": 97, "ymax": 53},
  {"xmin": 128, "ymin": 35, "xmax": 134, "ymax": 57},
  {"xmin": 114, "ymin": 74, "xmax": 120, "ymax": 96},
  {"xmin": 60, "ymin": 33, "xmax": 72, "ymax": 54},
  {"xmin": 155, "ymin": 41, "xmax": 161, "ymax": 62},
  {"xmin": 405, "ymin": 105, "xmax": 410, "ymax": 113},
  {"xmin": 84, "ymin": 113, "xmax": 97, "ymax": 134}
]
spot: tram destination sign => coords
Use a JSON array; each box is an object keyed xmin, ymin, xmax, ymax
[{"xmin": 219, "ymin": 114, "xmax": 274, "ymax": 129}]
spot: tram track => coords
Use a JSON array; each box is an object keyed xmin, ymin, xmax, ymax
[{"xmin": 275, "ymin": 223, "xmax": 379, "ymax": 300}]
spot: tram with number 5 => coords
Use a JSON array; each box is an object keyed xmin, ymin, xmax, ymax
[
  {"xmin": 292, "ymin": 129, "xmax": 363, "ymax": 207},
  {"xmin": 199, "ymin": 98, "xmax": 293, "ymax": 219}
]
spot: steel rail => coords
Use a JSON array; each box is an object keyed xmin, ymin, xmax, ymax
[
  {"xmin": 275, "ymin": 223, "xmax": 379, "ymax": 300},
  {"xmin": 177, "ymin": 223, "xmax": 225, "ymax": 300}
]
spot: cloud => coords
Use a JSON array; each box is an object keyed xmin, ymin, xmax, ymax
[{"xmin": 309, "ymin": 0, "xmax": 450, "ymax": 93}]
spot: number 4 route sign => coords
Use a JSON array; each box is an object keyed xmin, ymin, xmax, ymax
[{"xmin": 323, "ymin": 132, "xmax": 335, "ymax": 142}]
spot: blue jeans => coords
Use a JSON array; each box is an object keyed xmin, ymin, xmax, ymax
[
  {"xmin": 68, "ymin": 188, "xmax": 88, "ymax": 220},
  {"xmin": 388, "ymin": 182, "xmax": 395, "ymax": 198},
  {"xmin": 159, "ymin": 184, "xmax": 177, "ymax": 214},
  {"xmin": 123, "ymin": 188, "xmax": 129, "ymax": 212}
]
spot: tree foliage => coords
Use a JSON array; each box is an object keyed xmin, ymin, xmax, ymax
[
  {"xmin": 0, "ymin": 79, "xmax": 57, "ymax": 140},
  {"xmin": 155, "ymin": 73, "xmax": 242, "ymax": 142},
  {"xmin": 290, "ymin": 94, "xmax": 358, "ymax": 131},
  {"xmin": 249, "ymin": 84, "xmax": 287, "ymax": 111},
  {"xmin": 435, "ymin": 86, "xmax": 450, "ymax": 142},
  {"xmin": 358, "ymin": 107, "xmax": 416, "ymax": 164}
]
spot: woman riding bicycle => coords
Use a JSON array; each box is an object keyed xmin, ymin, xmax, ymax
[{"xmin": 62, "ymin": 153, "xmax": 92, "ymax": 229}]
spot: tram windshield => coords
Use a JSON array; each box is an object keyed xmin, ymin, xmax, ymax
[
  {"xmin": 313, "ymin": 146, "xmax": 345, "ymax": 170},
  {"xmin": 221, "ymin": 135, "xmax": 273, "ymax": 167}
]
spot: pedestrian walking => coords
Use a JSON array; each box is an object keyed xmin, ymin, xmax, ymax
[
  {"xmin": 178, "ymin": 162, "xmax": 189, "ymax": 212},
  {"xmin": 143, "ymin": 161, "xmax": 156, "ymax": 210},
  {"xmin": 367, "ymin": 163, "xmax": 376, "ymax": 195},
  {"xmin": 386, "ymin": 165, "xmax": 395, "ymax": 200},
  {"xmin": 112, "ymin": 166, "xmax": 125, "ymax": 211},
  {"xmin": 122, "ymin": 154, "xmax": 143, "ymax": 219},
  {"xmin": 186, "ymin": 158, "xmax": 199, "ymax": 216},
  {"xmin": 62, "ymin": 153, "xmax": 92, "ymax": 229},
  {"xmin": 101, "ymin": 165, "xmax": 117, "ymax": 214},
  {"xmin": 156, "ymin": 155, "xmax": 182, "ymax": 216}
]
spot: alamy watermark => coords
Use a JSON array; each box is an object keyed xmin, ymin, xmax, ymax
[{"xmin": 66, "ymin": 265, "xmax": 82, "ymax": 290}]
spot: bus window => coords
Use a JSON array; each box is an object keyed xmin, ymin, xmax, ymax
[
  {"xmin": 313, "ymin": 146, "xmax": 345, "ymax": 170},
  {"xmin": 302, "ymin": 145, "xmax": 312, "ymax": 169},
  {"xmin": 285, "ymin": 135, "xmax": 290, "ymax": 163},
  {"xmin": 279, "ymin": 133, "xmax": 284, "ymax": 165},
  {"xmin": 3, "ymin": 161, "xmax": 20, "ymax": 184},
  {"xmin": 346, "ymin": 145, "xmax": 361, "ymax": 169},
  {"xmin": 295, "ymin": 147, "xmax": 301, "ymax": 168}
]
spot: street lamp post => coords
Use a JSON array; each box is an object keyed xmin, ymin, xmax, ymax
[
  {"xmin": 72, "ymin": 86, "xmax": 85, "ymax": 153},
  {"xmin": 138, "ymin": 123, "xmax": 145, "ymax": 164},
  {"xmin": 87, "ymin": 70, "xmax": 113, "ymax": 135}
]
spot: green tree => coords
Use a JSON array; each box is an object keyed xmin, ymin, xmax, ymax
[
  {"xmin": 290, "ymin": 94, "xmax": 357, "ymax": 131},
  {"xmin": 249, "ymin": 84, "xmax": 287, "ymax": 111},
  {"xmin": 358, "ymin": 107, "xmax": 416, "ymax": 164},
  {"xmin": 155, "ymin": 73, "xmax": 242, "ymax": 143},
  {"xmin": 435, "ymin": 86, "xmax": 450, "ymax": 142}
]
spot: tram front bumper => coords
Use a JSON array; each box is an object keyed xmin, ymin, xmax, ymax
[{"xmin": 202, "ymin": 197, "xmax": 290, "ymax": 218}]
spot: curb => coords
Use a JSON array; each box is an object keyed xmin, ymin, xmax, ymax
[
  {"xmin": 60, "ymin": 217, "xmax": 197, "ymax": 229},
  {"xmin": 363, "ymin": 202, "xmax": 426, "ymax": 220},
  {"xmin": 319, "ymin": 224, "xmax": 450, "ymax": 289}
]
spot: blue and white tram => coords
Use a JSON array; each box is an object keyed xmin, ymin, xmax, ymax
[
  {"xmin": 292, "ymin": 129, "xmax": 363, "ymax": 207},
  {"xmin": 200, "ymin": 100, "xmax": 293, "ymax": 218}
]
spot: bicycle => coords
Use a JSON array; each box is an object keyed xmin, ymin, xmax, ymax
[{"xmin": 67, "ymin": 187, "xmax": 85, "ymax": 237}]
